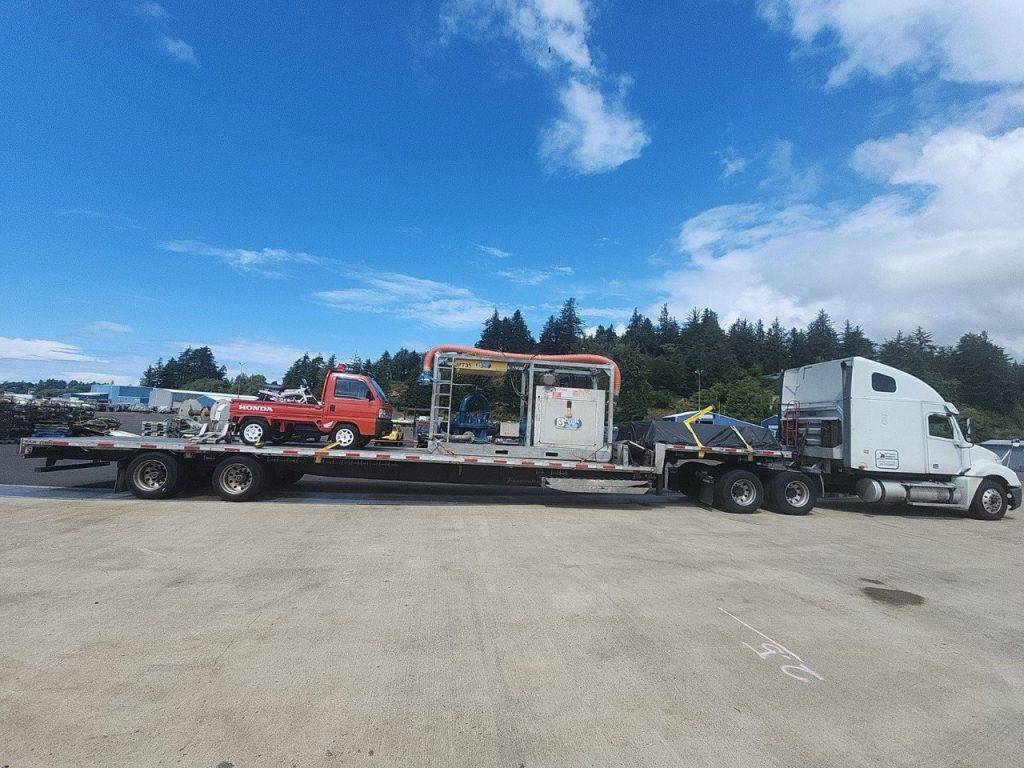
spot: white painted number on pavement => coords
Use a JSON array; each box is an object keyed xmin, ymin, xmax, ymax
[{"xmin": 719, "ymin": 607, "xmax": 824, "ymax": 684}]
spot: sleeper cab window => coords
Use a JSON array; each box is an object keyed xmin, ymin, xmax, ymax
[
  {"xmin": 334, "ymin": 378, "xmax": 370, "ymax": 399},
  {"xmin": 928, "ymin": 413, "xmax": 953, "ymax": 440},
  {"xmin": 871, "ymin": 372, "xmax": 897, "ymax": 393}
]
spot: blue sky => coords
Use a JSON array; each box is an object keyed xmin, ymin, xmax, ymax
[{"xmin": 2, "ymin": 0, "xmax": 1022, "ymax": 384}]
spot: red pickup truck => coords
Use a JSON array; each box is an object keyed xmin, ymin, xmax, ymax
[{"xmin": 229, "ymin": 365, "xmax": 393, "ymax": 447}]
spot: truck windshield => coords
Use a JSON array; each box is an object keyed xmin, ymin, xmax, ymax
[{"xmin": 369, "ymin": 378, "xmax": 388, "ymax": 402}]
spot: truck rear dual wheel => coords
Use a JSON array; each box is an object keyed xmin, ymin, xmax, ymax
[
  {"xmin": 715, "ymin": 469, "xmax": 764, "ymax": 514},
  {"xmin": 212, "ymin": 455, "xmax": 265, "ymax": 502},
  {"xmin": 766, "ymin": 471, "xmax": 817, "ymax": 515},
  {"xmin": 126, "ymin": 452, "xmax": 183, "ymax": 499}
]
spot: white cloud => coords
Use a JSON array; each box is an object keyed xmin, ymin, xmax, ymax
[
  {"xmin": 57, "ymin": 207, "xmax": 146, "ymax": 231},
  {"xmin": 62, "ymin": 372, "xmax": 138, "ymax": 386},
  {"xmin": 760, "ymin": 0, "xmax": 1024, "ymax": 87},
  {"xmin": 474, "ymin": 243, "xmax": 512, "ymax": 258},
  {"xmin": 202, "ymin": 339, "xmax": 311, "ymax": 369},
  {"xmin": 660, "ymin": 123, "xmax": 1024, "ymax": 354},
  {"xmin": 161, "ymin": 36, "xmax": 197, "ymax": 66},
  {"xmin": 540, "ymin": 78, "xmax": 649, "ymax": 174},
  {"xmin": 316, "ymin": 272, "xmax": 501, "ymax": 328},
  {"xmin": 0, "ymin": 338, "xmax": 101, "ymax": 362},
  {"xmin": 89, "ymin": 321, "xmax": 132, "ymax": 334},
  {"xmin": 161, "ymin": 240, "xmax": 323, "ymax": 276},
  {"xmin": 718, "ymin": 148, "xmax": 750, "ymax": 179},
  {"xmin": 443, "ymin": 0, "xmax": 648, "ymax": 174},
  {"xmin": 136, "ymin": 2, "xmax": 170, "ymax": 20},
  {"xmin": 497, "ymin": 265, "xmax": 573, "ymax": 284}
]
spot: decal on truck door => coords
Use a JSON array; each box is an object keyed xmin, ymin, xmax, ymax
[{"xmin": 875, "ymin": 449, "xmax": 899, "ymax": 470}]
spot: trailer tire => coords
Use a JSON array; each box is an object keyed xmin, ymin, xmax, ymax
[
  {"xmin": 126, "ymin": 452, "xmax": 182, "ymax": 499},
  {"xmin": 330, "ymin": 423, "xmax": 362, "ymax": 448},
  {"xmin": 766, "ymin": 471, "xmax": 817, "ymax": 515},
  {"xmin": 212, "ymin": 456, "xmax": 265, "ymax": 502},
  {"xmin": 715, "ymin": 469, "xmax": 763, "ymax": 514},
  {"xmin": 238, "ymin": 417, "xmax": 271, "ymax": 446},
  {"xmin": 969, "ymin": 479, "xmax": 1008, "ymax": 521}
]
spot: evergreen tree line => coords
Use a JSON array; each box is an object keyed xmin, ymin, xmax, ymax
[{"xmin": 132, "ymin": 301, "xmax": 1024, "ymax": 440}]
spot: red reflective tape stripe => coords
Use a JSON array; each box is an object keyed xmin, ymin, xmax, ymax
[
  {"xmin": 463, "ymin": 457, "xmax": 478, "ymax": 463},
  {"xmin": 575, "ymin": 463, "xmax": 589, "ymax": 469},
  {"xmin": 345, "ymin": 452, "xmax": 361, "ymax": 458},
  {"xmin": 140, "ymin": 443, "xmax": 157, "ymax": 449},
  {"xmin": 225, "ymin": 447, "xmax": 240, "ymax": 452},
  {"xmin": 282, "ymin": 449, "xmax": 299, "ymax": 455},
  {"xmin": 50, "ymin": 440, "xmax": 69, "ymax": 446},
  {"xmin": 314, "ymin": 451, "xmax": 328, "ymax": 457},
  {"xmin": 602, "ymin": 463, "xmax": 616, "ymax": 469},
  {"xmin": 404, "ymin": 454, "xmax": 420, "ymax": 460},
  {"xmin": 97, "ymin": 442, "xmax": 114, "ymax": 448},
  {"xmin": 493, "ymin": 459, "xmax": 508, "ymax": 464},
  {"xmin": 377, "ymin": 453, "xmax": 391, "ymax": 459},
  {"xmin": 520, "ymin": 460, "xmax": 535, "ymax": 466},
  {"xmin": 183, "ymin": 445, "xmax": 200, "ymax": 452},
  {"xmin": 547, "ymin": 461, "xmax": 564, "ymax": 467}
]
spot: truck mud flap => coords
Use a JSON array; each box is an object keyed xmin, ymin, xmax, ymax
[{"xmin": 542, "ymin": 477, "xmax": 651, "ymax": 494}]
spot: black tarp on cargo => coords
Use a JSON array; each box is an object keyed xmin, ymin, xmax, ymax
[{"xmin": 618, "ymin": 420, "xmax": 781, "ymax": 451}]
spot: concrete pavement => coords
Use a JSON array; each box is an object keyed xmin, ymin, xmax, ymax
[{"xmin": 1, "ymin": 488, "xmax": 1021, "ymax": 767}]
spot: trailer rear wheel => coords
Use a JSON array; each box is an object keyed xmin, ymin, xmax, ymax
[
  {"xmin": 715, "ymin": 469, "xmax": 763, "ymax": 513},
  {"xmin": 969, "ymin": 480, "xmax": 1007, "ymax": 521},
  {"xmin": 213, "ymin": 456, "xmax": 265, "ymax": 502},
  {"xmin": 239, "ymin": 417, "xmax": 271, "ymax": 446},
  {"xmin": 767, "ymin": 471, "xmax": 817, "ymax": 515},
  {"xmin": 126, "ymin": 452, "xmax": 182, "ymax": 499}
]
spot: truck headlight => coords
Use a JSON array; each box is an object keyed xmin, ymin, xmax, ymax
[{"xmin": 378, "ymin": 408, "xmax": 389, "ymax": 418}]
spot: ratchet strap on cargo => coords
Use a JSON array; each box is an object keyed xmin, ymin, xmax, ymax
[
  {"xmin": 683, "ymin": 406, "xmax": 714, "ymax": 459},
  {"xmin": 730, "ymin": 426, "xmax": 755, "ymax": 461},
  {"xmin": 314, "ymin": 440, "xmax": 341, "ymax": 464}
]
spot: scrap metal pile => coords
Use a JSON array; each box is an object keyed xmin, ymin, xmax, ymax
[{"xmin": 0, "ymin": 397, "xmax": 99, "ymax": 440}]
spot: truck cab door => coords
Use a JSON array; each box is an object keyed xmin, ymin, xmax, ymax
[{"xmin": 923, "ymin": 407, "xmax": 963, "ymax": 476}]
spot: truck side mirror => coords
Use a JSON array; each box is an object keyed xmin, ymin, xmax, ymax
[{"xmin": 965, "ymin": 417, "xmax": 973, "ymax": 442}]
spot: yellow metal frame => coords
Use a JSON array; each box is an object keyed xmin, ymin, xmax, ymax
[{"xmin": 683, "ymin": 406, "xmax": 714, "ymax": 458}]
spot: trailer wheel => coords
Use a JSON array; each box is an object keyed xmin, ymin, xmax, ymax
[
  {"xmin": 239, "ymin": 417, "xmax": 270, "ymax": 446},
  {"xmin": 126, "ymin": 452, "xmax": 182, "ymax": 499},
  {"xmin": 969, "ymin": 480, "xmax": 1007, "ymax": 521},
  {"xmin": 715, "ymin": 469, "xmax": 763, "ymax": 514},
  {"xmin": 212, "ymin": 455, "xmax": 265, "ymax": 502},
  {"xmin": 330, "ymin": 423, "xmax": 361, "ymax": 448},
  {"xmin": 767, "ymin": 471, "xmax": 817, "ymax": 515}
]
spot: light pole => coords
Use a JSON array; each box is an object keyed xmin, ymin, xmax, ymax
[{"xmin": 694, "ymin": 369, "xmax": 704, "ymax": 410}]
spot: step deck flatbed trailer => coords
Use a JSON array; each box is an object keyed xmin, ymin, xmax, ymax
[{"xmin": 18, "ymin": 434, "xmax": 800, "ymax": 510}]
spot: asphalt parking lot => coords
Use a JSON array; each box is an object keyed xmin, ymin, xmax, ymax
[{"xmin": 1, "ymin": 477, "xmax": 1021, "ymax": 767}]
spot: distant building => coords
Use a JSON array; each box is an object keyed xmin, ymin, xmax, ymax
[
  {"xmin": 62, "ymin": 384, "xmax": 152, "ymax": 406},
  {"xmin": 148, "ymin": 388, "xmax": 255, "ymax": 411}
]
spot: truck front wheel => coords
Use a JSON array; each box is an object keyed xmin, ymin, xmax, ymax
[
  {"xmin": 213, "ymin": 456, "xmax": 265, "ymax": 501},
  {"xmin": 330, "ymin": 423, "xmax": 365, "ymax": 448},
  {"xmin": 126, "ymin": 452, "xmax": 182, "ymax": 499},
  {"xmin": 766, "ymin": 471, "xmax": 817, "ymax": 515},
  {"xmin": 970, "ymin": 480, "xmax": 1008, "ymax": 521},
  {"xmin": 715, "ymin": 469, "xmax": 763, "ymax": 514}
]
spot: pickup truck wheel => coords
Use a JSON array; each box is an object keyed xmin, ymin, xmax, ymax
[
  {"xmin": 970, "ymin": 480, "xmax": 1008, "ymax": 521},
  {"xmin": 767, "ymin": 471, "xmax": 816, "ymax": 515},
  {"xmin": 213, "ymin": 456, "xmax": 265, "ymax": 501},
  {"xmin": 330, "ymin": 423, "xmax": 360, "ymax": 448},
  {"xmin": 715, "ymin": 469, "xmax": 763, "ymax": 514},
  {"xmin": 239, "ymin": 417, "xmax": 270, "ymax": 446},
  {"xmin": 126, "ymin": 452, "xmax": 182, "ymax": 499}
]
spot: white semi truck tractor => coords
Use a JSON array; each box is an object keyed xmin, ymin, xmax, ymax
[{"xmin": 780, "ymin": 357, "xmax": 1021, "ymax": 520}]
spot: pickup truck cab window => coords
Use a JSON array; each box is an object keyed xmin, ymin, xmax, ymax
[{"xmin": 334, "ymin": 377, "xmax": 371, "ymax": 400}]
